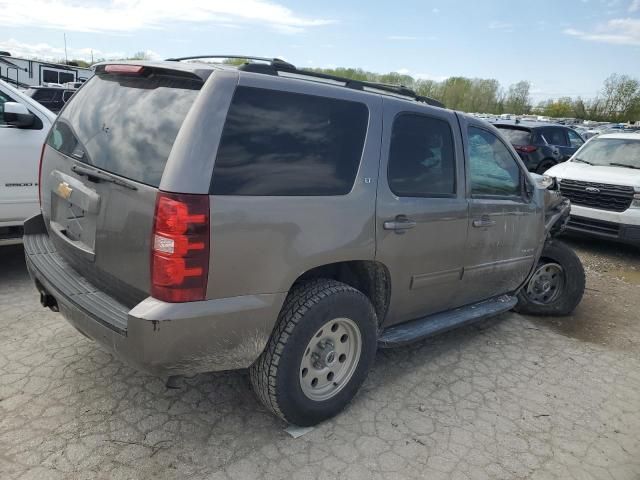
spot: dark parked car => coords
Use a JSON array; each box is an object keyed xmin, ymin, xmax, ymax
[
  {"xmin": 494, "ymin": 122, "xmax": 585, "ymax": 174},
  {"xmin": 23, "ymin": 87, "xmax": 75, "ymax": 113}
]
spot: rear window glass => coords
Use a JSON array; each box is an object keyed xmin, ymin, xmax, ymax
[
  {"xmin": 211, "ymin": 86, "xmax": 369, "ymax": 196},
  {"xmin": 27, "ymin": 89, "xmax": 55, "ymax": 101},
  {"xmin": 496, "ymin": 126, "xmax": 531, "ymax": 145},
  {"xmin": 47, "ymin": 71, "xmax": 202, "ymax": 187},
  {"xmin": 540, "ymin": 127, "xmax": 569, "ymax": 147}
]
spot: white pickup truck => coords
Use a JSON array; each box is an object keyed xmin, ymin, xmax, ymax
[{"xmin": 0, "ymin": 80, "xmax": 56, "ymax": 245}]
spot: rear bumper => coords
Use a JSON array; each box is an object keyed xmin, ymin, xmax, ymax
[
  {"xmin": 23, "ymin": 214, "xmax": 286, "ymax": 376},
  {"xmin": 565, "ymin": 215, "xmax": 640, "ymax": 246}
]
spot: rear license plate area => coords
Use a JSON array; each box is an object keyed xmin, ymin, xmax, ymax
[{"xmin": 50, "ymin": 171, "xmax": 101, "ymax": 252}]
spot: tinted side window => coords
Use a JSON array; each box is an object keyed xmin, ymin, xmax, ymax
[
  {"xmin": 212, "ymin": 87, "xmax": 369, "ymax": 196},
  {"xmin": 42, "ymin": 70, "xmax": 58, "ymax": 84},
  {"xmin": 388, "ymin": 114, "xmax": 456, "ymax": 197},
  {"xmin": 567, "ymin": 129, "xmax": 584, "ymax": 148},
  {"xmin": 542, "ymin": 128, "xmax": 568, "ymax": 147},
  {"xmin": 468, "ymin": 127, "xmax": 522, "ymax": 197},
  {"xmin": 59, "ymin": 72, "xmax": 75, "ymax": 84},
  {"xmin": 62, "ymin": 91, "xmax": 74, "ymax": 102}
]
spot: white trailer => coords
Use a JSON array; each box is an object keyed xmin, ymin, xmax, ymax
[{"xmin": 0, "ymin": 54, "xmax": 93, "ymax": 89}]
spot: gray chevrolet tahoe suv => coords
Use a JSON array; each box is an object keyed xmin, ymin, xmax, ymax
[{"xmin": 24, "ymin": 56, "xmax": 584, "ymax": 426}]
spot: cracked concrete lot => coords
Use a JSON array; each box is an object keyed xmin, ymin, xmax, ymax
[{"xmin": 1, "ymin": 238, "xmax": 639, "ymax": 480}]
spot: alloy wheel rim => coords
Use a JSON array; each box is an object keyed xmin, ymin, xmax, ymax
[{"xmin": 299, "ymin": 317, "xmax": 362, "ymax": 402}]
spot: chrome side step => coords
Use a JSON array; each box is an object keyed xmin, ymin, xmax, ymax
[{"xmin": 378, "ymin": 294, "xmax": 517, "ymax": 348}]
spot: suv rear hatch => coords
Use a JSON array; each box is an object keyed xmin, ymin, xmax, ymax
[{"xmin": 40, "ymin": 64, "xmax": 204, "ymax": 307}]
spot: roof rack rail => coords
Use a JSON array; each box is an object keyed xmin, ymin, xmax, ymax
[
  {"xmin": 284, "ymin": 69, "xmax": 445, "ymax": 108},
  {"xmin": 165, "ymin": 55, "xmax": 445, "ymax": 108}
]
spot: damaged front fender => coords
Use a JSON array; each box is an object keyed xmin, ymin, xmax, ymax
[{"xmin": 544, "ymin": 189, "xmax": 571, "ymax": 239}]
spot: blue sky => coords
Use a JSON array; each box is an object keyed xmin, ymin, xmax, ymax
[{"xmin": 1, "ymin": 0, "xmax": 639, "ymax": 102}]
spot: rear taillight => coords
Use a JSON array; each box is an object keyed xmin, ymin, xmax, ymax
[
  {"xmin": 151, "ymin": 192, "xmax": 210, "ymax": 303},
  {"xmin": 514, "ymin": 145, "xmax": 537, "ymax": 154},
  {"xmin": 38, "ymin": 143, "xmax": 46, "ymax": 205}
]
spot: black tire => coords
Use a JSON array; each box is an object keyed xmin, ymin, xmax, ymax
[
  {"xmin": 536, "ymin": 159, "xmax": 557, "ymax": 174},
  {"xmin": 514, "ymin": 240, "xmax": 585, "ymax": 316},
  {"xmin": 250, "ymin": 279, "xmax": 378, "ymax": 426}
]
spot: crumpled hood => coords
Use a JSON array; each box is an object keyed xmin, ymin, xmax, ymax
[{"xmin": 546, "ymin": 161, "xmax": 640, "ymax": 189}]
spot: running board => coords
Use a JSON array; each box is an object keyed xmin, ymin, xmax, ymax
[{"xmin": 378, "ymin": 295, "xmax": 517, "ymax": 348}]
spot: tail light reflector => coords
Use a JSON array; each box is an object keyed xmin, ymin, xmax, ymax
[
  {"xmin": 151, "ymin": 192, "xmax": 210, "ymax": 302},
  {"xmin": 514, "ymin": 145, "xmax": 537, "ymax": 154}
]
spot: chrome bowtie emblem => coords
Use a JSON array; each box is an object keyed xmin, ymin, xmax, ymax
[{"xmin": 585, "ymin": 186, "xmax": 600, "ymax": 194}]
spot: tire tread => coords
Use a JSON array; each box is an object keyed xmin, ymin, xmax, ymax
[{"xmin": 250, "ymin": 279, "xmax": 371, "ymax": 422}]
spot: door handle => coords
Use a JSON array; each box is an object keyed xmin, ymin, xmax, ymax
[
  {"xmin": 472, "ymin": 216, "xmax": 496, "ymax": 228},
  {"xmin": 384, "ymin": 215, "xmax": 417, "ymax": 233}
]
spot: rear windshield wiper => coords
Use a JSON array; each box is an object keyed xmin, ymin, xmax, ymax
[
  {"xmin": 572, "ymin": 158, "xmax": 593, "ymax": 165},
  {"xmin": 608, "ymin": 162, "xmax": 640, "ymax": 170},
  {"xmin": 71, "ymin": 164, "xmax": 138, "ymax": 190}
]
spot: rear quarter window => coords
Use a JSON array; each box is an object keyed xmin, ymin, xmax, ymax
[{"xmin": 211, "ymin": 86, "xmax": 369, "ymax": 196}]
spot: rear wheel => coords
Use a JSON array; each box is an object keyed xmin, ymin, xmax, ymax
[
  {"xmin": 536, "ymin": 159, "xmax": 557, "ymax": 174},
  {"xmin": 250, "ymin": 279, "xmax": 377, "ymax": 426},
  {"xmin": 515, "ymin": 240, "xmax": 585, "ymax": 316}
]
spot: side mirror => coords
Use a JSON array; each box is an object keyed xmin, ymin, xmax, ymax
[{"xmin": 3, "ymin": 102, "xmax": 35, "ymax": 128}]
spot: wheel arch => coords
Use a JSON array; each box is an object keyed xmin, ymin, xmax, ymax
[{"xmin": 292, "ymin": 260, "xmax": 392, "ymax": 326}]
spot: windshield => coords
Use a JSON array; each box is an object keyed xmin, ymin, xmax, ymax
[
  {"xmin": 572, "ymin": 137, "xmax": 640, "ymax": 168},
  {"xmin": 496, "ymin": 126, "xmax": 531, "ymax": 145},
  {"xmin": 47, "ymin": 71, "xmax": 202, "ymax": 187}
]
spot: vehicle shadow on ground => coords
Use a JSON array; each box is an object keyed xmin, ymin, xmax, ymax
[{"xmin": 0, "ymin": 245, "xmax": 29, "ymax": 283}]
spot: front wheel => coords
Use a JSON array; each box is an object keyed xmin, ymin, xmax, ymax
[
  {"xmin": 250, "ymin": 279, "xmax": 378, "ymax": 426},
  {"xmin": 514, "ymin": 240, "xmax": 585, "ymax": 316}
]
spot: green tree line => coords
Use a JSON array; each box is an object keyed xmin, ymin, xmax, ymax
[
  {"xmin": 308, "ymin": 67, "xmax": 640, "ymax": 123},
  {"xmin": 535, "ymin": 74, "xmax": 640, "ymax": 123},
  {"xmin": 307, "ymin": 67, "xmax": 533, "ymax": 115}
]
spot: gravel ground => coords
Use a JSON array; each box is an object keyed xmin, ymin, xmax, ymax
[{"xmin": 0, "ymin": 237, "xmax": 639, "ymax": 480}]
